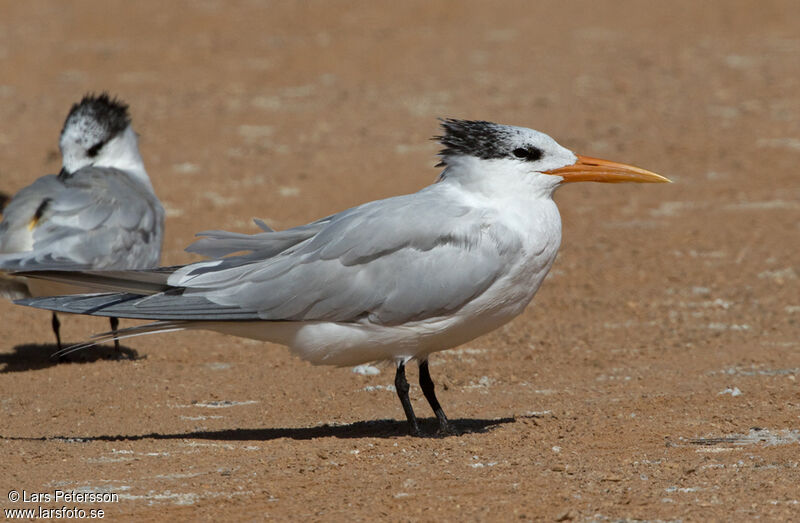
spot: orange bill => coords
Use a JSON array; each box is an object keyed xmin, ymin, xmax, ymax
[{"xmin": 545, "ymin": 155, "xmax": 671, "ymax": 183}]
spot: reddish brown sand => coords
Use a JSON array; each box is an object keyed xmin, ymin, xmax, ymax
[{"xmin": 1, "ymin": 1, "xmax": 799, "ymax": 520}]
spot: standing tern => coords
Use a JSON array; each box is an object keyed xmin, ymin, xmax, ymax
[
  {"xmin": 16, "ymin": 119, "xmax": 668, "ymax": 435},
  {"xmin": 0, "ymin": 94, "xmax": 164, "ymax": 350}
]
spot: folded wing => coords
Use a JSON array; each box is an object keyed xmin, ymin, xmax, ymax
[
  {"xmin": 0, "ymin": 168, "xmax": 164, "ymax": 273},
  {"xmin": 19, "ymin": 187, "xmax": 521, "ymax": 326}
]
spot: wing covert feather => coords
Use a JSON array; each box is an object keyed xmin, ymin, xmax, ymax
[{"xmin": 174, "ymin": 188, "xmax": 522, "ymax": 325}]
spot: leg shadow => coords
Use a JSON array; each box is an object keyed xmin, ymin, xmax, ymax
[
  {"xmin": 0, "ymin": 343, "xmax": 142, "ymax": 373},
  {"xmin": 2, "ymin": 416, "xmax": 520, "ymax": 441}
]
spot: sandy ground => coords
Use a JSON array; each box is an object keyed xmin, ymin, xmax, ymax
[{"xmin": 0, "ymin": 1, "xmax": 799, "ymax": 520}]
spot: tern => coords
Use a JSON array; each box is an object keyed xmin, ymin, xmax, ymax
[
  {"xmin": 0, "ymin": 94, "xmax": 164, "ymax": 350},
  {"xmin": 16, "ymin": 119, "xmax": 668, "ymax": 435}
]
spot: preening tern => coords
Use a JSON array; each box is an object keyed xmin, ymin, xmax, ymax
[
  {"xmin": 0, "ymin": 94, "xmax": 164, "ymax": 350},
  {"xmin": 17, "ymin": 119, "xmax": 668, "ymax": 435}
]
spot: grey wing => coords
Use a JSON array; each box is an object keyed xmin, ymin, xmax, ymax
[
  {"xmin": 17, "ymin": 188, "xmax": 520, "ymax": 324},
  {"xmin": 0, "ymin": 175, "xmax": 62, "ymax": 254},
  {"xmin": 184, "ymin": 215, "xmax": 335, "ymax": 260},
  {"xmin": 0, "ymin": 168, "xmax": 164, "ymax": 271},
  {"xmin": 167, "ymin": 187, "xmax": 522, "ymax": 325}
]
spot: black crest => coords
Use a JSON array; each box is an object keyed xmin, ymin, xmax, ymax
[
  {"xmin": 433, "ymin": 118, "xmax": 543, "ymax": 167},
  {"xmin": 61, "ymin": 92, "xmax": 131, "ymax": 139},
  {"xmin": 435, "ymin": 119, "xmax": 508, "ymax": 161}
]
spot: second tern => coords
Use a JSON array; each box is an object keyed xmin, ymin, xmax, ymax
[{"xmin": 0, "ymin": 94, "xmax": 164, "ymax": 350}]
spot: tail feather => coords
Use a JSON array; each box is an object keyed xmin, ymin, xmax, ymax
[
  {"xmin": 17, "ymin": 290, "xmax": 260, "ymax": 321},
  {"xmin": 53, "ymin": 320, "xmax": 188, "ymax": 359}
]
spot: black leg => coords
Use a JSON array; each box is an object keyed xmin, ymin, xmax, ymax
[
  {"xmin": 419, "ymin": 359, "xmax": 452, "ymax": 434},
  {"xmin": 51, "ymin": 312, "xmax": 62, "ymax": 350},
  {"xmin": 395, "ymin": 361, "xmax": 420, "ymax": 436},
  {"xmin": 110, "ymin": 316, "xmax": 120, "ymax": 352}
]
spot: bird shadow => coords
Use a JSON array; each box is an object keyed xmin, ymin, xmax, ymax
[
  {"xmin": 2, "ymin": 417, "xmax": 520, "ymax": 442},
  {"xmin": 0, "ymin": 343, "xmax": 142, "ymax": 373}
]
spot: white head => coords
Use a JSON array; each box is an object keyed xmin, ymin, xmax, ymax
[
  {"xmin": 58, "ymin": 93, "xmax": 152, "ymax": 189},
  {"xmin": 435, "ymin": 119, "xmax": 669, "ymax": 195}
]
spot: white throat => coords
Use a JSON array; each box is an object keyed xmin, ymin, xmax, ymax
[
  {"xmin": 98, "ymin": 126, "xmax": 152, "ymax": 190},
  {"xmin": 438, "ymin": 155, "xmax": 562, "ymax": 201},
  {"xmin": 62, "ymin": 126, "xmax": 154, "ymax": 192}
]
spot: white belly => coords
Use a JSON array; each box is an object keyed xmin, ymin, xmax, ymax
[{"xmin": 206, "ymin": 307, "xmax": 520, "ymax": 367}]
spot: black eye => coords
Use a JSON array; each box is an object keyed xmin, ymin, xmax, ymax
[
  {"xmin": 86, "ymin": 141, "xmax": 105, "ymax": 158},
  {"xmin": 512, "ymin": 147, "xmax": 543, "ymax": 161}
]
